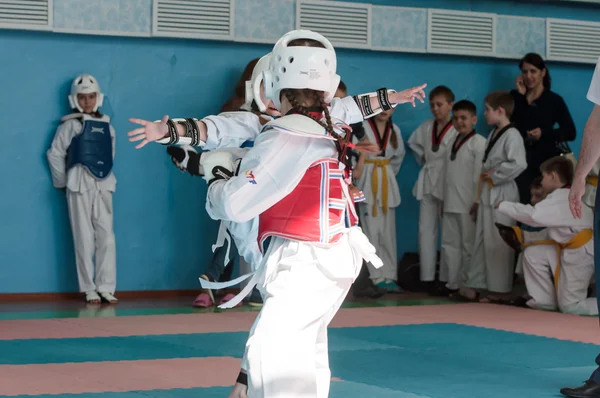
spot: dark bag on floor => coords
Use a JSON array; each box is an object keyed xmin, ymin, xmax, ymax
[{"xmin": 397, "ymin": 252, "xmax": 431, "ymax": 292}]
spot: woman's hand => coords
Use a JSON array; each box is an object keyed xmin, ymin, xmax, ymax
[
  {"xmin": 516, "ymin": 75, "xmax": 527, "ymax": 95},
  {"xmin": 527, "ymin": 127, "xmax": 542, "ymax": 141},
  {"xmin": 389, "ymin": 84, "xmax": 427, "ymax": 107},
  {"xmin": 128, "ymin": 115, "xmax": 169, "ymax": 149}
]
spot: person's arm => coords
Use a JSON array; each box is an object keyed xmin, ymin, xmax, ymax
[
  {"xmin": 497, "ymin": 201, "xmax": 545, "ymax": 228},
  {"xmin": 390, "ymin": 125, "xmax": 405, "ymax": 175},
  {"xmin": 205, "ymin": 131, "xmax": 327, "ymax": 223},
  {"xmin": 407, "ymin": 123, "xmax": 426, "ymax": 166},
  {"xmin": 110, "ymin": 124, "xmax": 116, "ymax": 159},
  {"xmin": 501, "ymin": 191, "xmax": 590, "ymax": 228},
  {"xmin": 570, "ymin": 57, "xmax": 600, "ymax": 218},
  {"xmin": 548, "ymin": 95, "xmax": 577, "ymax": 142},
  {"xmin": 129, "ymin": 112, "xmax": 262, "ymax": 150},
  {"xmin": 46, "ymin": 121, "xmax": 78, "ymax": 189},
  {"xmin": 490, "ymin": 131, "xmax": 527, "ymax": 185},
  {"xmin": 472, "ymin": 137, "xmax": 486, "ymax": 189},
  {"xmin": 353, "ymin": 152, "xmax": 366, "ymax": 180}
]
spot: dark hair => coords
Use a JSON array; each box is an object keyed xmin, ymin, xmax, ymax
[
  {"xmin": 452, "ymin": 100, "xmax": 477, "ymax": 116},
  {"xmin": 430, "ymin": 85, "xmax": 455, "ymax": 103},
  {"xmin": 337, "ymin": 80, "xmax": 347, "ymax": 93},
  {"xmin": 485, "ymin": 90, "xmax": 515, "ymax": 119},
  {"xmin": 234, "ymin": 58, "xmax": 260, "ymax": 98},
  {"xmin": 540, "ymin": 156, "xmax": 574, "ymax": 186},
  {"xmin": 519, "ymin": 53, "xmax": 551, "ymax": 90},
  {"xmin": 281, "ymin": 38, "xmax": 348, "ymax": 165},
  {"xmin": 530, "ymin": 176, "xmax": 543, "ymax": 189}
]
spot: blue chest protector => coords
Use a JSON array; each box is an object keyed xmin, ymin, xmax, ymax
[{"xmin": 66, "ymin": 113, "xmax": 113, "ymax": 179}]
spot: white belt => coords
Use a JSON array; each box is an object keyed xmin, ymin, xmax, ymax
[
  {"xmin": 212, "ymin": 220, "xmax": 232, "ymax": 267},
  {"xmin": 201, "ymin": 226, "xmax": 382, "ymax": 310}
]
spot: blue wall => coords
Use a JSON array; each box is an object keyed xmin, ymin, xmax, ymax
[{"xmin": 1, "ymin": 0, "xmax": 599, "ymax": 293}]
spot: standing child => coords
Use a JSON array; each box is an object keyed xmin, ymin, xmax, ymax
[
  {"xmin": 459, "ymin": 91, "xmax": 527, "ymax": 302},
  {"xmin": 128, "ymin": 29, "xmax": 427, "ymax": 398},
  {"xmin": 47, "ymin": 74, "xmax": 118, "ymax": 304},
  {"xmin": 408, "ymin": 86, "xmax": 458, "ymax": 291},
  {"xmin": 353, "ymin": 108, "xmax": 405, "ymax": 292},
  {"xmin": 440, "ymin": 100, "xmax": 486, "ymax": 294},
  {"xmin": 497, "ymin": 156, "xmax": 597, "ymax": 315}
]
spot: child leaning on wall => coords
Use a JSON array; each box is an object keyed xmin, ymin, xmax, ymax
[{"xmin": 47, "ymin": 74, "xmax": 118, "ymax": 304}]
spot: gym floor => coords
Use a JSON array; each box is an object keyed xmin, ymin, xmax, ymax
[{"xmin": 0, "ymin": 293, "xmax": 598, "ymax": 397}]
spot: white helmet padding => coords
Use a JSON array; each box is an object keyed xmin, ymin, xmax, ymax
[
  {"xmin": 68, "ymin": 74, "xmax": 104, "ymax": 112},
  {"xmin": 244, "ymin": 53, "xmax": 271, "ymax": 109},
  {"xmin": 254, "ymin": 30, "xmax": 340, "ymax": 112}
]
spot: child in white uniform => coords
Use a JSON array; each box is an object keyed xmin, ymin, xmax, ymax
[
  {"xmin": 408, "ymin": 86, "xmax": 458, "ymax": 292},
  {"xmin": 128, "ymin": 30, "xmax": 427, "ymax": 398},
  {"xmin": 441, "ymin": 100, "xmax": 486, "ymax": 293},
  {"xmin": 498, "ymin": 156, "xmax": 597, "ymax": 315},
  {"xmin": 460, "ymin": 91, "xmax": 527, "ymax": 303},
  {"xmin": 47, "ymin": 74, "xmax": 118, "ymax": 304},
  {"xmin": 353, "ymin": 109, "xmax": 405, "ymax": 292}
]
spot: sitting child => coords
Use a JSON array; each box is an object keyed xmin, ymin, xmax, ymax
[{"xmin": 497, "ymin": 156, "xmax": 597, "ymax": 315}]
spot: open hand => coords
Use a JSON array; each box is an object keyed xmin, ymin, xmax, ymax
[
  {"xmin": 128, "ymin": 115, "xmax": 169, "ymax": 149},
  {"xmin": 389, "ymin": 84, "xmax": 427, "ymax": 107},
  {"xmin": 516, "ymin": 75, "xmax": 526, "ymax": 95},
  {"xmin": 354, "ymin": 140, "xmax": 380, "ymax": 154},
  {"xmin": 569, "ymin": 176, "xmax": 586, "ymax": 219}
]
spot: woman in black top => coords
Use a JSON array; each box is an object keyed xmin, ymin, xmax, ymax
[{"xmin": 510, "ymin": 53, "xmax": 576, "ymax": 204}]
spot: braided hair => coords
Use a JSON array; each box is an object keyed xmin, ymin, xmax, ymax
[{"xmin": 283, "ymin": 39, "xmax": 352, "ymax": 169}]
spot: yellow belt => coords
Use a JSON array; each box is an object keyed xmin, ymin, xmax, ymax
[
  {"xmin": 364, "ymin": 159, "xmax": 391, "ymax": 217},
  {"xmin": 587, "ymin": 176, "xmax": 598, "ymax": 187},
  {"xmin": 474, "ymin": 175, "xmax": 494, "ymax": 203},
  {"xmin": 513, "ymin": 226, "xmax": 592, "ymax": 290}
]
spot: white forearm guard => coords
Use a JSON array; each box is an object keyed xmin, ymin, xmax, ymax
[{"xmin": 353, "ymin": 88, "xmax": 397, "ymax": 119}]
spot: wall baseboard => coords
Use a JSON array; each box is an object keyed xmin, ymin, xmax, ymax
[{"xmin": 0, "ymin": 289, "xmax": 241, "ymax": 302}]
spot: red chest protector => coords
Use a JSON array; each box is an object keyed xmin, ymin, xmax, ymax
[{"xmin": 258, "ymin": 158, "xmax": 359, "ymax": 252}]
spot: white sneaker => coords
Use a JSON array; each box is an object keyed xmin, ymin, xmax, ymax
[
  {"xmin": 85, "ymin": 291, "xmax": 101, "ymax": 303},
  {"xmin": 98, "ymin": 291, "xmax": 118, "ymax": 304}
]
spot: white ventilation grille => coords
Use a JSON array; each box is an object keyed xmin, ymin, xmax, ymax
[
  {"xmin": 547, "ymin": 18, "xmax": 600, "ymax": 64},
  {"xmin": 0, "ymin": 0, "xmax": 51, "ymax": 31},
  {"xmin": 153, "ymin": 0, "xmax": 233, "ymax": 40},
  {"xmin": 427, "ymin": 9, "xmax": 495, "ymax": 57},
  {"xmin": 296, "ymin": 0, "xmax": 371, "ymax": 49}
]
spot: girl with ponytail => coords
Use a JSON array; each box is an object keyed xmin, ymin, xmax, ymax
[{"xmin": 128, "ymin": 29, "xmax": 426, "ymax": 398}]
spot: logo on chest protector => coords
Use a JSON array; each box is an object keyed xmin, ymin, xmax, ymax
[
  {"xmin": 245, "ymin": 170, "xmax": 257, "ymax": 184},
  {"xmin": 92, "ymin": 126, "xmax": 105, "ymax": 134}
]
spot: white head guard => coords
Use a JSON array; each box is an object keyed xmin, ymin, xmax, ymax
[
  {"xmin": 244, "ymin": 53, "xmax": 271, "ymax": 109},
  {"xmin": 68, "ymin": 74, "xmax": 104, "ymax": 112},
  {"xmin": 253, "ymin": 30, "xmax": 340, "ymax": 112}
]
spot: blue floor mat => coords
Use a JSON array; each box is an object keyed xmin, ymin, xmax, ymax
[{"xmin": 1, "ymin": 323, "xmax": 597, "ymax": 397}]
